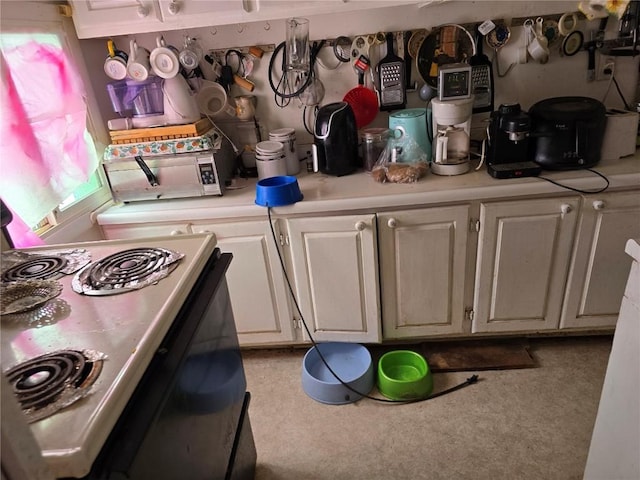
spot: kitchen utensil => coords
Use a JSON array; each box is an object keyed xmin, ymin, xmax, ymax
[
  {"xmin": 127, "ymin": 40, "xmax": 151, "ymax": 81},
  {"xmin": 416, "ymin": 24, "xmax": 476, "ymax": 88},
  {"xmin": 561, "ymin": 30, "xmax": 584, "ymax": 56},
  {"xmin": 196, "ymin": 80, "xmax": 235, "ymax": 117},
  {"xmin": 179, "ymin": 36, "xmax": 203, "ymax": 71},
  {"xmin": 469, "ymin": 26, "xmax": 494, "ymax": 113},
  {"xmin": 285, "ymin": 17, "xmax": 310, "ymax": 72},
  {"xmin": 525, "ymin": 18, "xmax": 550, "ymax": 64},
  {"xmin": 361, "ymin": 127, "xmax": 391, "ymax": 171},
  {"xmin": 377, "ymin": 350, "xmax": 433, "ymax": 401},
  {"xmin": 408, "ymin": 29, "xmax": 428, "ymax": 58},
  {"xmin": 254, "ymin": 175, "xmax": 303, "ymax": 207},
  {"xmin": 333, "ymin": 36, "xmax": 352, "ymax": 62},
  {"xmin": 485, "ymin": 23, "xmax": 514, "ymax": 76},
  {"xmin": 376, "ymin": 32, "xmax": 406, "ymax": 111},
  {"xmin": 343, "ymin": 68, "xmax": 379, "ymax": 129},
  {"xmin": 149, "ymin": 36, "xmax": 180, "ymax": 79},
  {"xmin": 301, "ymin": 343, "xmax": 374, "ymax": 405},
  {"xmin": 235, "ymin": 94, "xmax": 256, "ymax": 120},
  {"xmin": 1, "ymin": 279, "xmax": 63, "ymax": 315}
]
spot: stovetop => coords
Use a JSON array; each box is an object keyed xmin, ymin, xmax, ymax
[{"xmin": 0, "ymin": 233, "xmax": 217, "ymax": 479}]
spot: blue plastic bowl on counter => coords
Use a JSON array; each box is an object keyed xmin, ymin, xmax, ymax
[{"xmin": 255, "ymin": 175, "xmax": 303, "ymax": 207}]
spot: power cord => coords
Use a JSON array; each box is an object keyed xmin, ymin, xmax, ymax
[
  {"xmin": 537, "ymin": 168, "xmax": 610, "ymax": 194},
  {"xmin": 266, "ymin": 206, "xmax": 480, "ymax": 404}
]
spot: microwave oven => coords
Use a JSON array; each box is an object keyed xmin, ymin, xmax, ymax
[{"xmin": 103, "ymin": 137, "xmax": 235, "ymax": 203}]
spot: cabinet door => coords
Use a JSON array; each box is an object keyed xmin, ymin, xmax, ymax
[
  {"xmin": 70, "ymin": 0, "xmax": 164, "ymax": 39},
  {"xmin": 378, "ymin": 206, "xmax": 470, "ymax": 339},
  {"xmin": 473, "ymin": 197, "xmax": 580, "ymax": 333},
  {"xmin": 561, "ymin": 191, "xmax": 640, "ymax": 329},
  {"xmin": 101, "ymin": 222, "xmax": 191, "ymax": 240},
  {"xmin": 192, "ymin": 220, "xmax": 295, "ymax": 345},
  {"xmin": 287, "ymin": 215, "xmax": 380, "ymax": 343}
]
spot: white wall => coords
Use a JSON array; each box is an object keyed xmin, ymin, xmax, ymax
[{"xmin": 77, "ymin": 1, "xmax": 640, "ymax": 145}]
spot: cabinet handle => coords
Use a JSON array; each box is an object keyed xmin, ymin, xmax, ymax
[
  {"xmin": 137, "ymin": 5, "xmax": 149, "ymax": 17},
  {"xmin": 167, "ymin": 0, "xmax": 180, "ymax": 14},
  {"xmin": 560, "ymin": 204, "xmax": 572, "ymax": 216},
  {"xmin": 387, "ymin": 218, "xmax": 398, "ymax": 228},
  {"xmin": 593, "ymin": 200, "xmax": 605, "ymax": 210},
  {"xmin": 170, "ymin": 230, "xmax": 184, "ymax": 236},
  {"xmin": 355, "ymin": 221, "xmax": 366, "ymax": 231}
]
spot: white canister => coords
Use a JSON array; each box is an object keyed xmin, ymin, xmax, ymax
[
  {"xmin": 255, "ymin": 141, "xmax": 287, "ymax": 180},
  {"xmin": 269, "ymin": 128, "xmax": 299, "ymax": 175}
]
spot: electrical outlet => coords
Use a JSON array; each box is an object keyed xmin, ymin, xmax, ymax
[{"xmin": 596, "ymin": 56, "xmax": 615, "ymax": 81}]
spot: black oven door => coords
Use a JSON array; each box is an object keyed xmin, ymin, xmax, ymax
[{"xmin": 77, "ymin": 250, "xmax": 252, "ymax": 480}]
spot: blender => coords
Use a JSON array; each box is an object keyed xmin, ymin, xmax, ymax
[{"xmin": 430, "ymin": 96, "xmax": 474, "ymax": 175}]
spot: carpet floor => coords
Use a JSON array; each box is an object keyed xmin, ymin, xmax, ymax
[{"xmin": 241, "ymin": 335, "xmax": 612, "ymax": 480}]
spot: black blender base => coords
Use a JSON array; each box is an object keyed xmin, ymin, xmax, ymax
[{"xmin": 487, "ymin": 161, "xmax": 542, "ymax": 179}]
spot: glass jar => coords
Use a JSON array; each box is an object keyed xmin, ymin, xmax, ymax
[{"xmin": 361, "ymin": 128, "xmax": 391, "ymax": 171}]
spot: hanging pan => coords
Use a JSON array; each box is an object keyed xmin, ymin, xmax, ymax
[{"xmin": 416, "ymin": 24, "xmax": 476, "ymax": 89}]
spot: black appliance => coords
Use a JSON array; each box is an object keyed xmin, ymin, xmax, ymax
[
  {"xmin": 77, "ymin": 249, "xmax": 256, "ymax": 480},
  {"xmin": 486, "ymin": 103, "xmax": 542, "ymax": 179},
  {"xmin": 528, "ymin": 96, "xmax": 607, "ymax": 170},
  {"xmin": 313, "ymin": 101, "xmax": 359, "ymax": 176}
]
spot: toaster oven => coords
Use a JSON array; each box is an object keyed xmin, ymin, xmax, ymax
[{"xmin": 103, "ymin": 137, "xmax": 235, "ymax": 203}]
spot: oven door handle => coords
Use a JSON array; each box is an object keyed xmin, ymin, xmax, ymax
[{"xmin": 134, "ymin": 155, "xmax": 159, "ymax": 186}]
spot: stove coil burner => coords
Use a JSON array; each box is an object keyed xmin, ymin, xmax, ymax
[
  {"xmin": 72, "ymin": 247, "xmax": 184, "ymax": 296},
  {"xmin": 5, "ymin": 349, "xmax": 104, "ymax": 423},
  {"xmin": 2, "ymin": 255, "xmax": 68, "ymax": 282}
]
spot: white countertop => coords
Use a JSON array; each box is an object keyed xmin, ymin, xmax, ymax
[{"xmin": 97, "ymin": 153, "xmax": 640, "ymax": 225}]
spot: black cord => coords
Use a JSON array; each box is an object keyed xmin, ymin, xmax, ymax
[
  {"xmin": 303, "ymin": 105, "xmax": 318, "ymax": 135},
  {"xmin": 612, "ymin": 75, "xmax": 631, "ymax": 110},
  {"xmin": 537, "ymin": 168, "xmax": 610, "ymax": 194},
  {"xmin": 266, "ymin": 206, "xmax": 480, "ymax": 404},
  {"xmin": 268, "ymin": 40, "xmax": 325, "ymax": 106}
]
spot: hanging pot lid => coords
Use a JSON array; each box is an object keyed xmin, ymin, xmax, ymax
[{"xmin": 416, "ymin": 24, "xmax": 476, "ymax": 88}]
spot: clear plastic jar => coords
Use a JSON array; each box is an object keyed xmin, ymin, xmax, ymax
[{"xmin": 361, "ymin": 128, "xmax": 391, "ymax": 171}]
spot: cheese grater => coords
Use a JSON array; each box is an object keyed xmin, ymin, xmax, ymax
[
  {"xmin": 469, "ymin": 28, "xmax": 494, "ymax": 113},
  {"xmin": 376, "ymin": 32, "xmax": 406, "ymax": 111}
]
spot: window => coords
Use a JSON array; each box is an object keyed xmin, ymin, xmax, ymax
[{"xmin": 0, "ymin": 3, "xmax": 111, "ymax": 245}]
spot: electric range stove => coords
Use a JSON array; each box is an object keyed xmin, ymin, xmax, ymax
[{"xmin": 0, "ymin": 233, "xmax": 254, "ymax": 479}]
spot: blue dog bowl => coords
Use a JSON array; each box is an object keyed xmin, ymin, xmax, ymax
[
  {"xmin": 255, "ymin": 175, "xmax": 303, "ymax": 207},
  {"xmin": 301, "ymin": 342, "xmax": 374, "ymax": 405}
]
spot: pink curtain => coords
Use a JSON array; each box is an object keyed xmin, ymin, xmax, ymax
[{"xmin": 0, "ymin": 39, "xmax": 99, "ymax": 248}]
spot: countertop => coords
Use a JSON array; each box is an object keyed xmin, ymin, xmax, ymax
[{"xmin": 97, "ymin": 153, "xmax": 640, "ymax": 225}]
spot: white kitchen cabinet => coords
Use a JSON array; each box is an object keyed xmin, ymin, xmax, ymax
[
  {"xmin": 191, "ymin": 219, "xmax": 295, "ymax": 345},
  {"xmin": 101, "ymin": 221, "xmax": 190, "ymax": 239},
  {"xmin": 286, "ymin": 214, "xmax": 381, "ymax": 343},
  {"xmin": 377, "ymin": 206, "xmax": 471, "ymax": 339},
  {"xmin": 472, "ymin": 197, "xmax": 580, "ymax": 333},
  {"xmin": 69, "ymin": 0, "xmax": 164, "ymax": 39},
  {"xmin": 560, "ymin": 191, "xmax": 640, "ymax": 329},
  {"xmin": 70, "ymin": 0, "xmax": 420, "ymax": 38}
]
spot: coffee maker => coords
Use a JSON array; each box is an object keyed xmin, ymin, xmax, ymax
[
  {"xmin": 430, "ymin": 96, "xmax": 474, "ymax": 175},
  {"xmin": 486, "ymin": 103, "xmax": 542, "ymax": 178}
]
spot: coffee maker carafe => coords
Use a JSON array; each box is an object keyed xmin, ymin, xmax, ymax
[
  {"xmin": 430, "ymin": 97, "xmax": 474, "ymax": 175},
  {"xmin": 486, "ymin": 103, "xmax": 541, "ymax": 179}
]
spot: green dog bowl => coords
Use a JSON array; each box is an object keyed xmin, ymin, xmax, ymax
[{"xmin": 377, "ymin": 350, "xmax": 433, "ymax": 400}]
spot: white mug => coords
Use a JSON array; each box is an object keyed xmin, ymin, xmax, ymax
[
  {"xmin": 149, "ymin": 36, "xmax": 180, "ymax": 79},
  {"xmin": 524, "ymin": 19, "xmax": 549, "ymax": 64},
  {"xmin": 127, "ymin": 40, "xmax": 151, "ymax": 81}
]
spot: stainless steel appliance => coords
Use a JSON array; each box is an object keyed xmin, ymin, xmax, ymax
[
  {"xmin": 312, "ymin": 101, "xmax": 359, "ymax": 176},
  {"xmin": 0, "ymin": 234, "xmax": 256, "ymax": 479},
  {"xmin": 528, "ymin": 96, "xmax": 607, "ymax": 170},
  {"xmin": 486, "ymin": 103, "xmax": 542, "ymax": 179},
  {"xmin": 103, "ymin": 134, "xmax": 235, "ymax": 203}
]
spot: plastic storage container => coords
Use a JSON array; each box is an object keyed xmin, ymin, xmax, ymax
[{"xmin": 361, "ymin": 128, "xmax": 391, "ymax": 171}]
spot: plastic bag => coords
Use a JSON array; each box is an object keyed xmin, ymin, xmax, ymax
[{"xmin": 371, "ymin": 131, "xmax": 429, "ymax": 183}]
